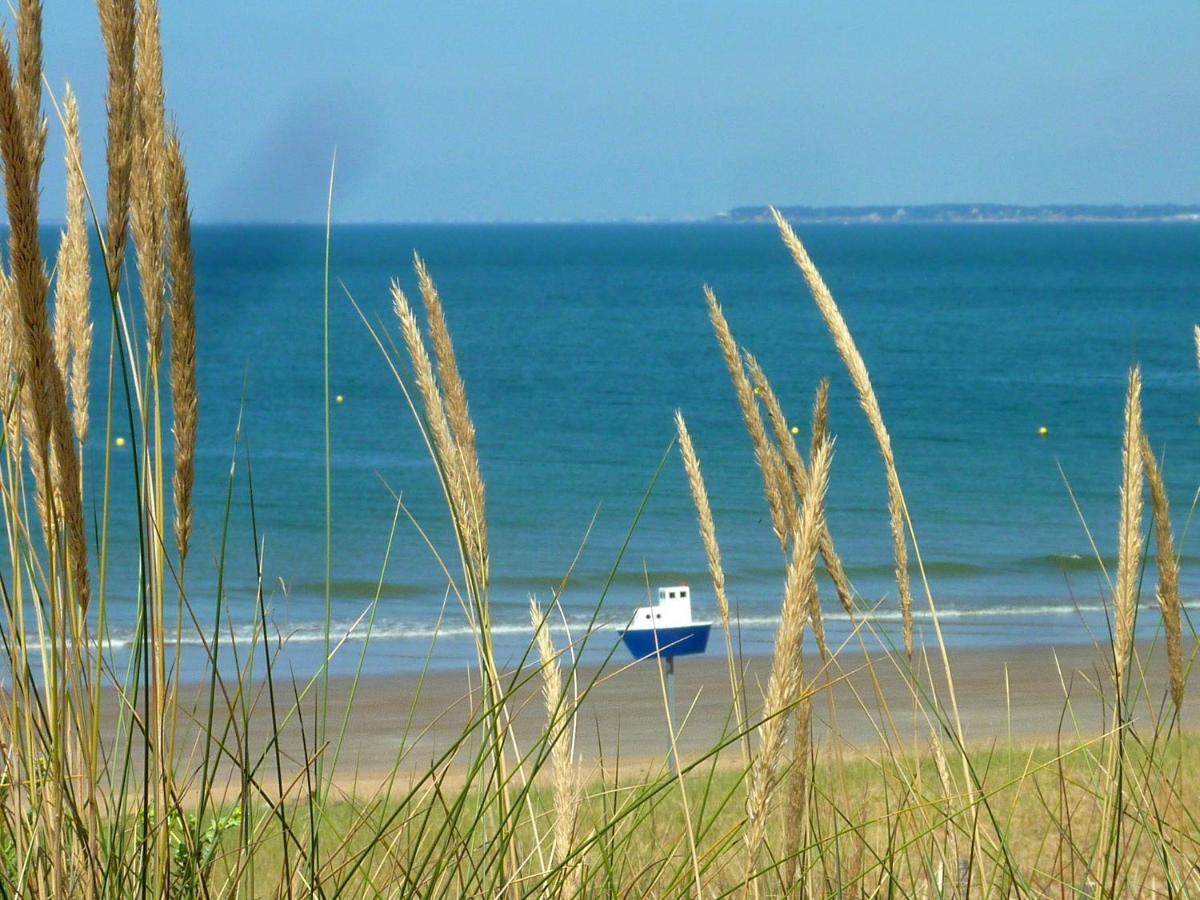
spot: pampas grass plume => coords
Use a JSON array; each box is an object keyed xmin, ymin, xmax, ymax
[
  {"xmin": 771, "ymin": 208, "xmax": 912, "ymax": 654},
  {"xmin": 1141, "ymin": 433, "xmax": 1182, "ymax": 711},
  {"xmin": 167, "ymin": 132, "xmax": 197, "ymax": 565},
  {"xmin": 1113, "ymin": 367, "xmax": 1144, "ymax": 695},
  {"xmin": 743, "ymin": 435, "xmax": 832, "ymax": 884}
]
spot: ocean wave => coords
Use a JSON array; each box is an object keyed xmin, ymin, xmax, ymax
[
  {"xmin": 63, "ymin": 597, "xmax": 1196, "ymax": 653},
  {"xmin": 1015, "ymin": 552, "xmax": 1200, "ymax": 573},
  {"xmin": 841, "ymin": 561, "xmax": 992, "ymax": 578},
  {"xmin": 291, "ymin": 556, "xmax": 1154, "ymax": 602},
  {"xmin": 287, "ymin": 579, "xmax": 432, "ymax": 600}
]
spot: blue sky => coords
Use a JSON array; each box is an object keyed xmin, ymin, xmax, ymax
[{"xmin": 36, "ymin": 1, "xmax": 1200, "ymax": 222}]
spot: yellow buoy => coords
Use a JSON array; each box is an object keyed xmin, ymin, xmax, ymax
[
  {"xmin": 790, "ymin": 425, "xmax": 800, "ymax": 435},
  {"xmin": 1038, "ymin": 426, "xmax": 1049, "ymax": 437},
  {"xmin": 335, "ymin": 394, "xmax": 344, "ymax": 405},
  {"xmin": 115, "ymin": 436, "xmax": 126, "ymax": 448}
]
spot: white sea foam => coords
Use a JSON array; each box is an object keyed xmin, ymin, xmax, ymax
[{"xmin": 70, "ymin": 597, "xmax": 1195, "ymax": 653}]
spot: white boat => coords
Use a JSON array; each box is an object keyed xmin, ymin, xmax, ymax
[{"xmin": 619, "ymin": 584, "xmax": 712, "ymax": 660}]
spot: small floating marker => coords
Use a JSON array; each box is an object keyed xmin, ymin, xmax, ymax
[
  {"xmin": 1038, "ymin": 426, "xmax": 1049, "ymax": 437},
  {"xmin": 790, "ymin": 425, "xmax": 800, "ymax": 435},
  {"xmin": 114, "ymin": 436, "xmax": 126, "ymax": 448},
  {"xmin": 335, "ymin": 394, "xmax": 344, "ymax": 405}
]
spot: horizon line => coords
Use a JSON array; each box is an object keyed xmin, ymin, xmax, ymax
[{"xmin": 27, "ymin": 200, "xmax": 1200, "ymax": 229}]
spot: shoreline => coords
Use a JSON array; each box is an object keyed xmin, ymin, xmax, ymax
[{"xmin": 105, "ymin": 595, "xmax": 1194, "ymax": 683}]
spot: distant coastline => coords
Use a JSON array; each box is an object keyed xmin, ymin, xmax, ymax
[{"xmin": 719, "ymin": 203, "xmax": 1200, "ymax": 224}]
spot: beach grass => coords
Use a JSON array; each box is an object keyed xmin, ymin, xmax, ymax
[
  {"xmin": 171, "ymin": 733, "xmax": 1200, "ymax": 896},
  {"xmin": 0, "ymin": 1, "xmax": 1198, "ymax": 897}
]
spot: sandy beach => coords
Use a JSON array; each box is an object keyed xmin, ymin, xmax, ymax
[{"xmin": 145, "ymin": 637, "xmax": 1194, "ymax": 800}]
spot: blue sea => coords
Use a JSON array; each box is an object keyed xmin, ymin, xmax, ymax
[{"xmin": 81, "ymin": 223, "xmax": 1200, "ymax": 676}]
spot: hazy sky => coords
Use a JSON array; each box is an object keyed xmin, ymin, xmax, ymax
[{"xmin": 35, "ymin": 1, "xmax": 1200, "ymax": 222}]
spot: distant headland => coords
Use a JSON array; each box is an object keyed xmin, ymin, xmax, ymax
[{"xmin": 718, "ymin": 203, "xmax": 1200, "ymax": 224}]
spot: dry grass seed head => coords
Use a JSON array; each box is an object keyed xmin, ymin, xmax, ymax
[
  {"xmin": 0, "ymin": 32, "xmax": 89, "ymax": 609},
  {"xmin": 771, "ymin": 208, "xmax": 913, "ymax": 655},
  {"xmin": 782, "ymin": 694, "xmax": 813, "ymax": 886},
  {"xmin": 52, "ymin": 244, "xmax": 69, "ymax": 390},
  {"xmin": 674, "ymin": 410, "xmax": 731, "ymax": 637},
  {"xmin": 529, "ymin": 596, "xmax": 580, "ymax": 884},
  {"xmin": 97, "ymin": 0, "xmax": 136, "ymax": 288},
  {"xmin": 15, "ymin": 0, "xmax": 45, "ymax": 185},
  {"xmin": 745, "ymin": 352, "xmax": 829, "ymax": 655},
  {"xmin": 1140, "ymin": 433, "xmax": 1182, "ymax": 711},
  {"xmin": 745, "ymin": 351, "xmax": 810, "ymax": 498},
  {"xmin": 414, "ymin": 254, "xmax": 487, "ymax": 578},
  {"xmin": 743, "ymin": 435, "xmax": 833, "ymax": 882},
  {"xmin": 810, "ymin": 376, "xmax": 855, "ymax": 614},
  {"xmin": 131, "ymin": 0, "xmax": 168, "ymax": 365},
  {"xmin": 763, "ymin": 438, "xmax": 798, "ymax": 549},
  {"xmin": 810, "ymin": 377, "xmax": 830, "ymax": 458},
  {"xmin": 676, "ymin": 408, "xmax": 753, "ymax": 761},
  {"xmin": 391, "ymin": 282, "xmax": 476, "ymax": 581},
  {"xmin": 0, "ymin": 269, "xmax": 19, "ymax": 449},
  {"xmin": 52, "ymin": 86, "xmax": 92, "ymax": 447},
  {"xmin": 1114, "ymin": 366, "xmax": 1144, "ymax": 694},
  {"xmin": 705, "ymin": 286, "xmax": 790, "ymax": 552},
  {"xmin": 166, "ymin": 132, "xmax": 197, "ymax": 564}
]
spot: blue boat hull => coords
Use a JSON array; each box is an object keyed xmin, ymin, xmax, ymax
[{"xmin": 620, "ymin": 623, "xmax": 711, "ymax": 660}]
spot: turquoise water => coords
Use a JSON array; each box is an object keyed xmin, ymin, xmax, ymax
[{"xmin": 82, "ymin": 223, "xmax": 1200, "ymax": 674}]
